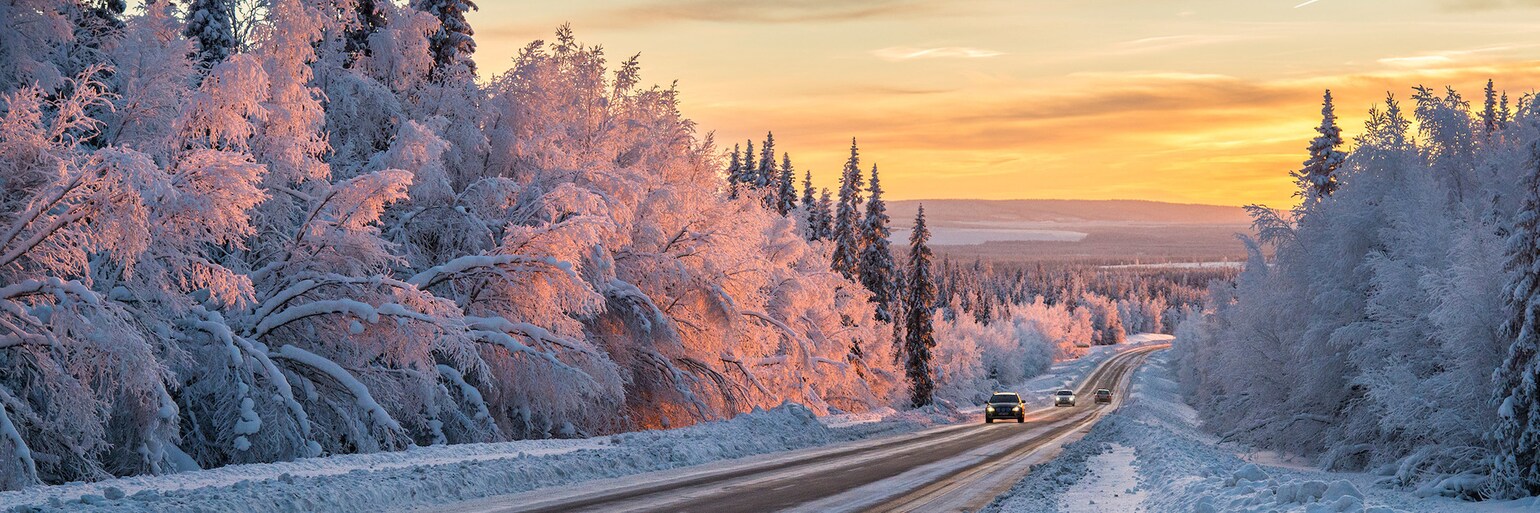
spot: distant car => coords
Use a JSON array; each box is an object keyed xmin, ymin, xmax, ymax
[
  {"xmin": 1094, "ymin": 388, "xmax": 1112, "ymax": 404},
  {"xmin": 1053, "ymin": 389, "xmax": 1076, "ymax": 407},
  {"xmin": 984, "ymin": 392, "xmax": 1026, "ymax": 423}
]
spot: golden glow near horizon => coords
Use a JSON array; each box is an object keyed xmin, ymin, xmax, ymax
[{"xmin": 470, "ymin": 1, "xmax": 1540, "ymax": 208}]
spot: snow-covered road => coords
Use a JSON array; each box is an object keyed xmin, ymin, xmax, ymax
[{"xmin": 422, "ymin": 344, "xmax": 1165, "ymax": 513}]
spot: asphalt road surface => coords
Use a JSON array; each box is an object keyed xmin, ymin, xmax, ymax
[{"xmin": 424, "ymin": 344, "xmax": 1165, "ymax": 513}]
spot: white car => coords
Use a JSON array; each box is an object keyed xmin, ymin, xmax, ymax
[{"xmin": 1053, "ymin": 389, "xmax": 1076, "ymax": 407}]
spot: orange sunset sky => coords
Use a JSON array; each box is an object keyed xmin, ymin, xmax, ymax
[{"xmin": 471, "ymin": 0, "xmax": 1540, "ymax": 207}]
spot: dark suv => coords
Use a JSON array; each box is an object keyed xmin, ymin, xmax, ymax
[{"xmin": 984, "ymin": 392, "xmax": 1025, "ymax": 423}]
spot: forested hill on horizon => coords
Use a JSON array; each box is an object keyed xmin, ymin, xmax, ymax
[
  {"xmin": 888, "ymin": 199, "xmax": 1253, "ymax": 226},
  {"xmin": 884, "ymin": 199, "xmax": 1255, "ymax": 264}
]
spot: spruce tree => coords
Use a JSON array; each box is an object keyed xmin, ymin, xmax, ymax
[
  {"xmin": 741, "ymin": 139, "xmax": 756, "ymax": 189},
  {"xmin": 1501, "ymin": 92, "xmax": 1512, "ymax": 130},
  {"xmin": 345, "ymin": 0, "xmax": 388, "ymax": 67},
  {"xmin": 1490, "ymin": 150, "xmax": 1540, "ymax": 498},
  {"xmin": 184, "ymin": 0, "xmax": 238, "ymax": 68},
  {"xmin": 831, "ymin": 138, "xmax": 865, "ymax": 278},
  {"xmin": 413, "ymin": 0, "xmax": 478, "ymax": 79},
  {"xmin": 858, "ymin": 164, "xmax": 895, "ymax": 322},
  {"xmin": 726, "ymin": 143, "xmax": 743, "ymax": 198},
  {"xmin": 757, "ymin": 131, "xmax": 777, "ymax": 189},
  {"xmin": 903, "ymin": 205, "xmax": 937, "ymax": 407},
  {"xmin": 775, "ymin": 153, "xmax": 798, "ymax": 216},
  {"xmin": 1482, "ymin": 79, "xmax": 1499, "ymax": 141},
  {"xmin": 1293, "ymin": 90, "xmax": 1347, "ymax": 207},
  {"xmin": 801, "ymin": 170, "xmax": 816, "ymax": 210},
  {"xmin": 813, "ymin": 188, "xmax": 834, "ymax": 241}
]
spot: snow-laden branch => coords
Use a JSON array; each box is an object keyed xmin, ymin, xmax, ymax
[
  {"xmin": 406, "ymin": 253, "xmax": 578, "ymax": 290},
  {"xmin": 0, "ymin": 389, "xmax": 39, "ymax": 488},
  {"xmin": 436, "ymin": 365, "xmax": 492, "ymax": 424},
  {"xmin": 272, "ymin": 344, "xmax": 403, "ymax": 434},
  {"xmin": 186, "ymin": 308, "xmax": 320, "ymax": 456},
  {"xmin": 249, "ymin": 298, "xmax": 432, "ymax": 340},
  {"xmin": 0, "ymin": 277, "xmax": 101, "ymax": 304},
  {"xmin": 465, "ymin": 316, "xmax": 600, "ymax": 358}
]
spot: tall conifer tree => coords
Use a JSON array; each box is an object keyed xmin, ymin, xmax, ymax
[
  {"xmin": 801, "ymin": 170, "xmax": 816, "ymax": 210},
  {"xmin": 858, "ymin": 164, "xmax": 895, "ymax": 322},
  {"xmin": 1491, "ymin": 149, "xmax": 1540, "ymax": 498},
  {"xmin": 813, "ymin": 188, "xmax": 834, "ymax": 241},
  {"xmin": 1293, "ymin": 90, "xmax": 1347, "ymax": 207},
  {"xmin": 831, "ymin": 138, "xmax": 865, "ymax": 278},
  {"xmin": 903, "ymin": 205, "xmax": 937, "ymax": 407},
  {"xmin": 775, "ymin": 153, "xmax": 797, "ymax": 216}
]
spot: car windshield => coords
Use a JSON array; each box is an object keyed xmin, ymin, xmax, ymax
[
  {"xmin": 988, "ymin": 394, "xmax": 1018, "ymax": 403},
  {"xmin": 1097, "ymin": 390, "xmax": 1111, "ymax": 395},
  {"xmin": 1056, "ymin": 390, "xmax": 1074, "ymax": 396}
]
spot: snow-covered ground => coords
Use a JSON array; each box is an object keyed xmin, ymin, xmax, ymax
[
  {"xmin": 982, "ymin": 350, "xmax": 1540, "ymax": 513},
  {"xmin": 0, "ymin": 338, "xmax": 1166, "ymax": 513},
  {"xmin": 0, "ymin": 403, "xmax": 928, "ymax": 513}
]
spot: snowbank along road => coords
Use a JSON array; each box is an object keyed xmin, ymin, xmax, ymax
[{"xmin": 425, "ymin": 344, "xmax": 1166, "ymax": 513}]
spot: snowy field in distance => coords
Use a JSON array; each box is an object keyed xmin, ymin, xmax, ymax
[
  {"xmin": 981, "ymin": 350, "xmax": 1540, "ymax": 513},
  {"xmin": 1098, "ymin": 261, "xmax": 1244, "ymax": 270},
  {"xmin": 887, "ymin": 226, "xmax": 1089, "ymax": 246}
]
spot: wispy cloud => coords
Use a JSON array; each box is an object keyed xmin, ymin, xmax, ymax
[
  {"xmin": 1377, "ymin": 44, "xmax": 1536, "ymax": 68},
  {"xmin": 1438, "ymin": 0, "xmax": 1540, "ymax": 11},
  {"xmin": 871, "ymin": 46, "xmax": 1004, "ymax": 62},
  {"xmin": 1110, "ymin": 34, "xmax": 1261, "ymax": 55}
]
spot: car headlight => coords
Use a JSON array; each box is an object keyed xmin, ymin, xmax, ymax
[
  {"xmin": 986, "ymin": 406, "xmax": 994, "ymax": 412},
  {"xmin": 1013, "ymin": 406, "xmax": 1022, "ymax": 412}
]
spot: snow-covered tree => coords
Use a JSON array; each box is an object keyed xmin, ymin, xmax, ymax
[
  {"xmin": 413, "ymin": 0, "xmax": 478, "ymax": 79},
  {"xmin": 1294, "ymin": 90, "xmax": 1347, "ymax": 207},
  {"xmin": 858, "ymin": 164, "xmax": 895, "ymax": 322},
  {"xmin": 725, "ymin": 143, "xmax": 742, "ymax": 197},
  {"xmin": 831, "ymin": 138, "xmax": 865, "ymax": 279},
  {"xmin": 800, "ymin": 170, "xmax": 815, "ymax": 210},
  {"xmin": 1490, "ymin": 144, "xmax": 1540, "ymax": 498},
  {"xmin": 1175, "ymin": 85, "xmax": 1537, "ymax": 497},
  {"xmin": 184, "ymin": 0, "xmax": 238, "ymax": 69},
  {"xmin": 1483, "ymin": 79, "xmax": 1500, "ymax": 142},
  {"xmin": 756, "ymin": 132, "xmax": 776, "ymax": 194},
  {"xmin": 775, "ymin": 153, "xmax": 797, "ymax": 216},
  {"xmin": 811, "ymin": 187, "xmax": 834, "ymax": 241},
  {"xmin": 344, "ymin": 0, "xmax": 388, "ymax": 67},
  {"xmin": 903, "ymin": 205, "xmax": 937, "ymax": 407}
]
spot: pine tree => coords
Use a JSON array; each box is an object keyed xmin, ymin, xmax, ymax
[
  {"xmin": 858, "ymin": 164, "xmax": 895, "ymax": 322},
  {"xmin": 903, "ymin": 205, "xmax": 937, "ymax": 408},
  {"xmin": 1293, "ymin": 90, "xmax": 1347, "ymax": 207},
  {"xmin": 801, "ymin": 170, "xmax": 816, "ymax": 210},
  {"xmin": 184, "ymin": 0, "xmax": 238, "ymax": 68},
  {"xmin": 775, "ymin": 153, "xmax": 797, "ymax": 216},
  {"xmin": 812, "ymin": 188, "xmax": 834, "ymax": 241},
  {"xmin": 1490, "ymin": 149, "xmax": 1540, "ymax": 498},
  {"xmin": 413, "ymin": 0, "xmax": 478, "ymax": 79},
  {"xmin": 831, "ymin": 138, "xmax": 865, "ymax": 278},
  {"xmin": 726, "ymin": 143, "xmax": 742, "ymax": 198}
]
